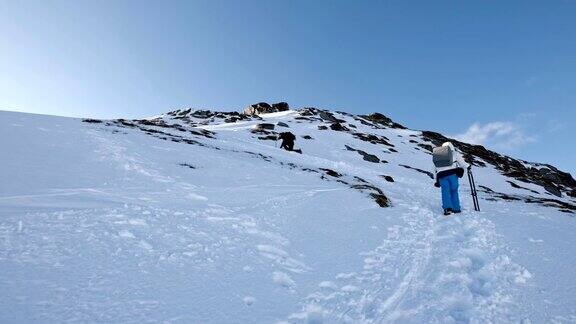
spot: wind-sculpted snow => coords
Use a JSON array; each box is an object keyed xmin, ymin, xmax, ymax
[{"xmin": 0, "ymin": 107, "xmax": 575, "ymax": 323}]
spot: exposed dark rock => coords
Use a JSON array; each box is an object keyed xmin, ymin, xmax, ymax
[
  {"xmin": 336, "ymin": 111, "xmax": 354, "ymax": 117},
  {"xmin": 350, "ymin": 184, "xmax": 391, "ymax": 207},
  {"xmin": 279, "ymin": 161, "xmax": 298, "ymax": 169},
  {"xmin": 318, "ymin": 111, "xmax": 345, "ymax": 123},
  {"xmin": 360, "ymin": 153, "xmax": 380, "ymax": 163},
  {"xmin": 360, "ymin": 113, "xmax": 406, "ymax": 129},
  {"xmin": 190, "ymin": 110, "xmax": 213, "ymax": 118},
  {"xmin": 352, "ymin": 133, "xmax": 395, "ymax": 147},
  {"xmin": 480, "ymin": 185, "xmax": 575, "ymax": 212},
  {"xmin": 507, "ymin": 181, "xmax": 539, "ymax": 194},
  {"xmin": 189, "ymin": 129, "xmax": 215, "ymax": 138},
  {"xmin": 354, "ymin": 176, "xmax": 369, "ymax": 183},
  {"xmin": 168, "ymin": 109, "xmax": 251, "ymax": 122},
  {"xmin": 298, "ymin": 108, "xmax": 344, "ymax": 123},
  {"xmin": 178, "ymin": 108, "xmax": 192, "ymax": 116},
  {"xmin": 137, "ymin": 118, "xmax": 178, "ymax": 129},
  {"xmin": 417, "ymin": 143, "xmax": 433, "ymax": 152},
  {"xmin": 179, "ymin": 163, "xmax": 196, "ymax": 169},
  {"xmin": 348, "ymin": 124, "xmax": 357, "ymax": 128},
  {"xmin": 128, "ymin": 117, "xmax": 215, "ymax": 138},
  {"xmin": 244, "ymin": 102, "xmax": 271, "ymax": 115},
  {"xmin": 298, "ymin": 108, "xmax": 316, "ymax": 116},
  {"xmin": 399, "ymin": 164, "xmax": 434, "ymax": 179},
  {"xmin": 351, "ymin": 184, "xmax": 383, "ymax": 195},
  {"xmin": 243, "ymin": 151, "xmax": 273, "ymax": 162},
  {"xmin": 330, "ymin": 123, "xmax": 349, "ymax": 131},
  {"xmin": 244, "ymin": 102, "xmax": 289, "ymax": 115},
  {"xmin": 479, "ymin": 186, "xmax": 522, "ymax": 201},
  {"xmin": 380, "ymin": 175, "xmax": 395, "ymax": 182},
  {"xmin": 116, "ymin": 119, "xmax": 137, "ymax": 128},
  {"xmin": 82, "ymin": 118, "xmax": 103, "ymax": 123},
  {"xmin": 345, "ymin": 145, "xmax": 380, "ymax": 163},
  {"xmin": 301, "ymin": 135, "xmax": 313, "ymax": 140},
  {"xmin": 319, "ymin": 168, "xmax": 342, "ymax": 178},
  {"xmin": 111, "ymin": 120, "xmax": 211, "ymax": 147},
  {"xmin": 277, "ymin": 122, "xmax": 290, "ymax": 128},
  {"xmin": 318, "ymin": 125, "xmax": 328, "ymax": 130},
  {"xmin": 543, "ymin": 184, "xmax": 562, "ymax": 197},
  {"xmin": 371, "ymin": 194, "xmax": 391, "ymax": 207},
  {"xmin": 272, "ymin": 102, "xmax": 290, "ymax": 112},
  {"xmin": 524, "ymin": 197, "xmax": 575, "ymax": 212}
]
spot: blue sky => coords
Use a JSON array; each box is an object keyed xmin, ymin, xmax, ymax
[{"xmin": 1, "ymin": 0, "xmax": 574, "ymax": 173}]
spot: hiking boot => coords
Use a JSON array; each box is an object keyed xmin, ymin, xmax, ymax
[
  {"xmin": 443, "ymin": 209, "xmax": 452, "ymax": 216},
  {"xmin": 453, "ymin": 209, "xmax": 462, "ymax": 214}
]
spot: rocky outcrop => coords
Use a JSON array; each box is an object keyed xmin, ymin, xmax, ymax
[
  {"xmin": 319, "ymin": 168, "xmax": 342, "ymax": 178},
  {"xmin": 350, "ymin": 184, "xmax": 391, "ymax": 207},
  {"xmin": 82, "ymin": 119, "xmax": 103, "ymax": 123},
  {"xmin": 330, "ymin": 123, "xmax": 349, "ymax": 131},
  {"xmin": 165, "ymin": 109, "xmax": 256, "ymax": 125},
  {"xmin": 479, "ymin": 185, "xmax": 575, "ymax": 213},
  {"xmin": 244, "ymin": 102, "xmax": 289, "ymax": 115},
  {"xmin": 352, "ymin": 133, "xmax": 395, "ymax": 148},
  {"xmin": 359, "ymin": 113, "xmax": 406, "ymax": 129},
  {"xmin": 272, "ymin": 102, "xmax": 289, "ymax": 112},
  {"xmin": 345, "ymin": 145, "xmax": 382, "ymax": 163},
  {"xmin": 380, "ymin": 175, "xmax": 395, "ymax": 182}
]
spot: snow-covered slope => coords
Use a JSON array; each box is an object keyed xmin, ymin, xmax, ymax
[{"xmin": 1, "ymin": 107, "xmax": 575, "ymax": 323}]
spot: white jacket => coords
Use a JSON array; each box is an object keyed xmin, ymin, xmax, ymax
[{"xmin": 434, "ymin": 142, "xmax": 469, "ymax": 179}]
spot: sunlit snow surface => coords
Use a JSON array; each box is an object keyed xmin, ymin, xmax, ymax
[{"xmin": 1, "ymin": 110, "xmax": 575, "ymax": 323}]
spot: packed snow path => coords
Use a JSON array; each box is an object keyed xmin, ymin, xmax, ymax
[{"xmin": 1, "ymin": 110, "xmax": 575, "ymax": 323}]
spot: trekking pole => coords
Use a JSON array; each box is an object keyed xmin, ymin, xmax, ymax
[
  {"xmin": 467, "ymin": 170, "xmax": 476, "ymax": 211},
  {"xmin": 467, "ymin": 168, "xmax": 480, "ymax": 211}
]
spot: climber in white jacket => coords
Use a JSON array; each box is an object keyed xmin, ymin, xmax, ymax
[{"xmin": 433, "ymin": 142, "xmax": 470, "ymax": 215}]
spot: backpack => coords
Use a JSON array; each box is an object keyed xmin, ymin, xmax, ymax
[
  {"xmin": 432, "ymin": 146, "xmax": 454, "ymax": 168},
  {"xmin": 280, "ymin": 132, "xmax": 295, "ymax": 141}
]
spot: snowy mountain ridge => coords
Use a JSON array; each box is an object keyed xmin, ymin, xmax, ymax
[{"xmin": 1, "ymin": 105, "xmax": 575, "ymax": 323}]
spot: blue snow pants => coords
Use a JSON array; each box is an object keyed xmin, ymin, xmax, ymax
[{"xmin": 439, "ymin": 174, "xmax": 461, "ymax": 212}]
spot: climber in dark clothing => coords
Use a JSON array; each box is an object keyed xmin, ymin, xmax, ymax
[{"xmin": 278, "ymin": 132, "xmax": 302, "ymax": 154}]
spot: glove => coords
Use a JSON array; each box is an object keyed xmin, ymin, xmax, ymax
[
  {"xmin": 434, "ymin": 181, "xmax": 440, "ymax": 188},
  {"xmin": 467, "ymin": 165, "xmax": 472, "ymax": 171}
]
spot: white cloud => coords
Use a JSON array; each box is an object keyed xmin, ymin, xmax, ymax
[{"xmin": 452, "ymin": 121, "xmax": 536, "ymax": 150}]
